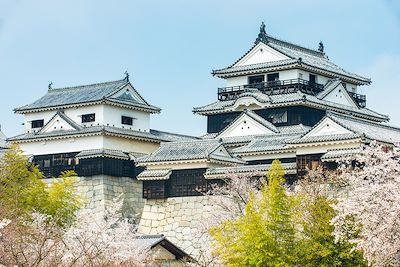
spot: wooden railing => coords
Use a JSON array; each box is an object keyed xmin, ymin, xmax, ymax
[{"xmin": 217, "ymin": 78, "xmax": 324, "ymax": 101}]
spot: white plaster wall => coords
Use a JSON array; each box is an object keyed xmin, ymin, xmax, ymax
[
  {"xmin": 103, "ymin": 135, "xmax": 159, "ymax": 154},
  {"xmin": 323, "ymin": 86, "xmax": 356, "ymax": 107},
  {"xmin": 103, "ymin": 105, "xmax": 150, "ymax": 132},
  {"xmin": 240, "ymin": 151, "xmax": 296, "ymax": 162},
  {"xmin": 220, "ymin": 116, "xmax": 273, "ymax": 137},
  {"xmin": 295, "ymin": 141, "xmax": 361, "ymax": 155},
  {"xmin": 18, "ymin": 135, "xmax": 104, "ymax": 155},
  {"xmin": 23, "ymin": 105, "xmax": 104, "ymax": 133},
  {"xmin": 226, "ymin": 76, "xmax": 248, "ymax": 87}
]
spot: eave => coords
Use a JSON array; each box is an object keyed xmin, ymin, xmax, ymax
[
  {"xmin": 14, "ymin": 99, "xmax": 161, "ymax": 114},
  {"xmin": 213, "ymin": 62, "xmax": 370, "ymax": 86}
]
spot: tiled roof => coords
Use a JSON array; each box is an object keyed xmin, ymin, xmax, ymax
[
  {"xmin": 242, "ymin": 110, "xmax": 279, "ymax": 133},
  {"xmin": 213, "ymin": 35, "xmax": 370, "ymax": 84},
  {"xmin": 133, "ymin": 235, "xmax": 190, "ymax": 260},
  {"xmin": 288, "ymin": 133, "xmax": 362, "ymax": 144},
  {"xmin": 204, "ymin": 162, "xmax": 297, "ymax": 179},
  {"xmin": 193, "ymin": 90, "xmax": 388, "ymax": 122},
  {"xmin": 232, "ymin": 133, "xmax": 302, "ymax": 154},
  {"xmin": 8, "ymin": 126, "xmax": 170, "ymax": 143},
  {"xmin": 149, "ymin": 129, "xmax": 200, "ymax": 142},
  {"xmin": 327, "ymin": 113, "xmax": 400, "ymax": 144},
  {"xmin": 15, "ymin": 79, "xmax": 160, "ymax": 113},
  {"xmin": 75, "ymin": 149, "xmax": 129, "ymax": 160},
  {"xmin": 136, "ymin": 169, "xmax": 172, "ymax": 181},
  {"xmin": 136, "ymin": 139, "xmax": 243, "ymax": 164},
  {"xmin": 321, "ymin": 148, "xmax": 361, "ymax": 161}
]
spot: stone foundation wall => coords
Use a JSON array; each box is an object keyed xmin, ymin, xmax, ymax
[
  {"xmin": 47, "ymin": 175, "xmax": 145, "ymax": 218},
  {"xmin": 137, "ymin": 196, "xmax": 213, "ymax": 257}
]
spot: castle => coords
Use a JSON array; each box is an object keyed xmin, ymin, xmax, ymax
[{"xmin": 8, "ymin": 23, "xmax": 400, "ymax": 257}]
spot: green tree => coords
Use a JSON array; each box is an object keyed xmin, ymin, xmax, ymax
[
  {"xmin": 210, "ymin": 160, "xmax": 298, "ymax": 266},
  {"xmin": 297, "ymin": 195, "xmax": 367, "ymax": 267},
  {"xmin": 0, "ymin": 145, "xmax": 82, "ymax": 227}
]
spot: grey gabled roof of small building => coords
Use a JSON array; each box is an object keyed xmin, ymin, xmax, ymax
[
  {"xmin": 321, "ymin": 148, "xmax": 361, "ymax": 161},
  {"xmin": 212, "ymin": 30, "xmax": 370, "ymax": 85},
  {"xmin": 136, "ymin": 169, "xmax": 172, "ymax": 181},
  {"xmin": 193, "ymin": 89, "xmax": 388, "ymax": 122},
  {"xmin": 133, "ymin": 235, "xmax": 192, "ymax": 261},
  {"xmin": 136, "ymin": 139, "xmax": 244, "ymax": 164},
  {"xmin": 14, "ymin": 79, "xmax": 161, "ymax": 113}
]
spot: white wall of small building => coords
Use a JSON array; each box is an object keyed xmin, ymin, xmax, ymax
[
  {"xmin": 17, "ymin": 135, "xmax": 104, "ymax": 156},
  {"xmin": 103, "ymin": 105, "xmax": 150, "ymax": 132},
  {"xmin": 22, "ymin": 104, "xmax": 151, "ymax": 133},
  {"xmin": 103, "ymin": 135, "xmax": 159, "ymax": 154},
  {"xmin": 224, "ymin": 69, "xmax": 358, "ymax": 92}
]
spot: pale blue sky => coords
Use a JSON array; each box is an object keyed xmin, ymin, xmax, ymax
[{"xmin": 1, "ymin": 0, "xmax": 399, "ymax": 137}]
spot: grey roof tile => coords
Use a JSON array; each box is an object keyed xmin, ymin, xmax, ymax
[
  {"xmin": 204, "ymin": 162, "xmax": 297, "ymax": 179},
  {"xmin": 137, "ymin": 139, "xmax": 243, "ymax": 164},
  {"xmin": 137, "ymin": 169, "xmax": 172, "ymax": 181},
  {"xmin": 321, "ymin": 148, "xmax": 361, "ymax": 161},
  {"xmin": 213, "ymin": 35, "xmax": 370, "ymax": 84},
  {"xmin": 75, "ymin": 149, "xmax": 129, "ymax": 160},
  {"xmin": 232, "ymin": 133, "xmax": 302, "ymax": 154},
  {"xmin": 288, "ymin": 133, "xmax": 362, "ymax": 144},
  {"xmin": 15, "ymin": 79, "xmax": 160, "ymax": 113},
  {"xmin": 8, "ymin": 126, "xmax": 170, "ymax": 143},
  {"xmin": 193, "ymin": 90, "xmax": 388, "ymax": 121}
]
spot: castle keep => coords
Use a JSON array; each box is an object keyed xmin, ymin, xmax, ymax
[{"xmin": 9, "ymin": 23, "xmax": 400, "ymax": 257}]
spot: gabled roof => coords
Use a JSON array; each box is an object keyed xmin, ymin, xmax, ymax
[
  {"xmin": 289, "ymin": 112, "xmax": 400, "ymax": 145},
  {"xmin": 38, "ymin": 110, "xmax": 82, "ymax": 133},
  {"xmin": 216, "ymin": 109, "xmax": 279, "ymax": 138},
  {"xmin": 15, "ymin": 79, "xmax": 161, "ymax": 113},
  {"xmin": 212, "ymin": 26, "xmax": 370, "ymax": 85},
  {"xmin": 136, "ymin": 139, "xmax": 244, "ymax": 164},
  {"xmin": 317, "ymin": 79, "xmax": 343, "ymax": 99},
  {"xmin": 193, "ymin": 89, "xmax": 388, "ymax": 122},
  {"xmin": 321, "ymin": 148, "xmax": 361, "ymax": 162},
  {"xmin": 133, "ymin": 235, "xmax": 192, "ymax": 261}
]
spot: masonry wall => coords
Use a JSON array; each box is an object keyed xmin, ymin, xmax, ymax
[
  {"xmin": 137, "ymin": 196, "xmax": 213, "ymax": 258},
  {"xmin": 47, "ymin": 175, "xmax": 145, "ymax": 218}
]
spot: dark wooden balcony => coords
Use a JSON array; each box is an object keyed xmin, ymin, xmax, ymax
[
  {"xmin": 348, "ymin": 91, "xmax": 366, "ymax": 108},
  {"xmin": 218, "ymin": 78, "xmax": 324, "ymax": 101}
]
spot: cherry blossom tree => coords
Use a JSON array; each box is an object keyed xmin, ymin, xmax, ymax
[{"xmin": 332, "ymin": 142, "xmax": 400, "ymax": 266}]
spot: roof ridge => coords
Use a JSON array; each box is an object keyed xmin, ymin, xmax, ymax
[
  {"xmin": 266, "ymin": 34, "xmax": 325, "ymax": 58},
  {"xmin": 48, "ymin": 79, "xmax": 126, "ymax": 92},
  {"xmin": 150, "ymin": 129, "xmax": 200, "ymax": 139}
]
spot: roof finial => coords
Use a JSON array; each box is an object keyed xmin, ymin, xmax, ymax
[
  {"xmin": 255, "ymin": 21, "xmax": 268, "ymax": 44},
  {"xmin": 318, "ymin": 41, "xmax": 324, "ymax": 53},
  {"xmin": 124, "ymin": 71, "xmax": 129, "ymax": 82},
  {"xmin": 48, "ymin": 81, "xmax": 53, "ymax": 90}
]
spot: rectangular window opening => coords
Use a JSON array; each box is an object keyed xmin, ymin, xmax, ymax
[
  {"xmin": 248, "ymin": 75, "xmax": 264, "ymax": 84},
  {"xmin": 121, "ymin": 116, "xmax": 134, "ymax": 126},
  {"xmin": 31, "ymin": 119, "xmax": 44, "ymax": 128},
  {"xmin": 267, "ymin": 73, "xmax": 279, "ymax": 82},
  {"xmin": 81, "ymin": 113, "xmax": 95, "ymax": 123}
]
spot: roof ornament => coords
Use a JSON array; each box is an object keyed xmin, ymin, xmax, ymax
[
  {"xmin": 297, "ymin": 57, "xmax": 302, "ymax": 64},
  {"xmin": 318, "ymin": 41, "xmax": 324, "ymax": 53},
  {"xmin": 255, "ymin": 21, "xmax": 269, "ymax": 44},
  {"xmin": 124, "ymin": 71, "xmax": 129, "ymax": 82},
  {"xmin": 48, "ymin": 81, "xmax": 53, "ymax": 90}
]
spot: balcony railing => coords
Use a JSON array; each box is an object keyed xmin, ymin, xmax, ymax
[
  {"xmin": 218, "ymin": 78, "xmax": 324, "ymax": 101},
  {"xmin": 348, "ymin": 91, "xmax": 366, "ymax": 108}
]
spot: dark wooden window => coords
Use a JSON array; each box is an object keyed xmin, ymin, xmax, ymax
[
  {"xmin": 296, "ymin": 154, "xmax": 323, "ymax": 176},
  {"xmin": 207, "ymin": 112, "xmax": 240, "ymax": 133},
  {"xmin": 76, "ymin": 158, "xmax": 135, "ymax": 178},
  {"xmin": 267, "ymin": 73, "xmax": 279, "ymax": 81},
  {"xmin": 81, "ymin": 113, "xmax": 95, "ymax": 123},
  {"xmin": 248, "ymin": 75, "xmax": 264, "ymax": 84},
  {"xmin": 31, "ymin": 119, "xmax": 44, "ymax": 128},
  {"xmin": 33, "ymin": 152, "xmax": 78, "ymax": 177},
  {"xmin": 255, "ymin": 106, "xmax": 325, "ymax": 127},
  {"xmin": 309, "ymin": 74, "xmax": 317, "ymax": 84},
  {"xmin": 143, "ymin": 181, "xmax": 166, "ymax": 199},
  {"xmin": 167, "ymin": 169, "xmax": 207, "ymax": 197},
  {"xmin": 121, "ymin": 116, "xmax": 133, "ymax": 125}
]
